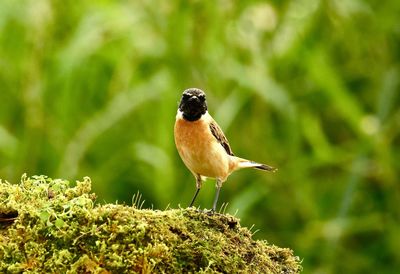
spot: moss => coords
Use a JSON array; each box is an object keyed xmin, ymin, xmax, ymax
[{"xmin": 0, "ymin": 175, "xmax": 302, "ymax": 273}]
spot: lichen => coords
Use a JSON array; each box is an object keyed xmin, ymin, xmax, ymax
[{"xmin": 0, "ymin": 175, "xmax": 302, "ymax": 273}]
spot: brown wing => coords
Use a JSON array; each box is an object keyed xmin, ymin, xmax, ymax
[{"xmin": 209, "ymin": 121, "xmax": 234, "ymax": 156}]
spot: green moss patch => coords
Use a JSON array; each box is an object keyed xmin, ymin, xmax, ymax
[{"xmin": 0, "ymin": 175, "xmax": 301, "ymax": 273}]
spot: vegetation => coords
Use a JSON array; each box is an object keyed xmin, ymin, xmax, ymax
[
  {"xmin": 0, "ymin": 175, "xmax": 301, "ymax": 273},
  {"xmin": 0, "ymin": 1, "xmax": 399, "ymax": 273}
]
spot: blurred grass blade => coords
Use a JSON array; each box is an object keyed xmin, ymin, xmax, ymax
[
  {"xmin": 58, "ymin": 71, "xmax": 169, "ymax": 178},
  {"xmin": 307, "ymin": 49, "xmax": 365, "ymax": 135}
]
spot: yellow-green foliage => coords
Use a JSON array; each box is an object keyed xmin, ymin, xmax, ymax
[{"xmin": 0, "ymin": 175, "xmax": 301, "ymax": 273}]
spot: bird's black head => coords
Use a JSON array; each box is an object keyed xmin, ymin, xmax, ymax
[{"xmin": 178, "ymin": 88, "xmax": 208, "ymax": 121}]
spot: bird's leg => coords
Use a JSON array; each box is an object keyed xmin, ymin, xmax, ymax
[
  {"xmin": 189, "ymin": 174, "xmax": 202, "ymax": 207},
  {"xmin": 189, "ymin": 189, "xmax": 200, "ymax": 207},
  {"xmin": 212, "ymin": 178, "xmax": 223, "ymax": 212}
]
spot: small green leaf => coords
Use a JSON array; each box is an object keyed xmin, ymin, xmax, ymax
[
  {"xmin": 39, "ymin": 211, "xmax": 50, "ymax": 223},
  {"xmin": 55, "ymin": 218, "xmax": 65, "ymax": 228}
]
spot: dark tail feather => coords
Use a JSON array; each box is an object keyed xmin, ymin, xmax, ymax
[
  {"xmin": 238, "ymin": 159, "xmax": 278, "ymax": 172},
  {"xmin": 253, "ymin": 163, "xmax": 277, "ymax": 172}
]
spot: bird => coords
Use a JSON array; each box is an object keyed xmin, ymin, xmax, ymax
[{"xmin": 174, "ymin": 88, "xmax": 277, "ymax": 212}]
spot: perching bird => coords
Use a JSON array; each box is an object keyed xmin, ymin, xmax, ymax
[{"xmin": 174, "ymin": 88, "xmax": 277, "ymax": 212}]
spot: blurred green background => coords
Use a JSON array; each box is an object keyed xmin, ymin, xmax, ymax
[{"xmin": 1, "ymin": 0, "xmax": 399, "ymax": 273}]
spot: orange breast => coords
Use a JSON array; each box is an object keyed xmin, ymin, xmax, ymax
[{"xmin": 174, "ymin": 116, "xmax": 230, "ymax": 179}]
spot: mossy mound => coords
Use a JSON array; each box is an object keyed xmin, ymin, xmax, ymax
[{"xmin": 0, "ymin": 175, "xmax": 301, "ymax": 273}]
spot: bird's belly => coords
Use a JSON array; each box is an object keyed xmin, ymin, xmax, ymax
[
  {"xmin": 180, "ymin": 143, "xmax": 229, "ymax": 178},
  {"xmin": 175, "ymin": 119, "xmax": 230, "ymax": 179}
]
